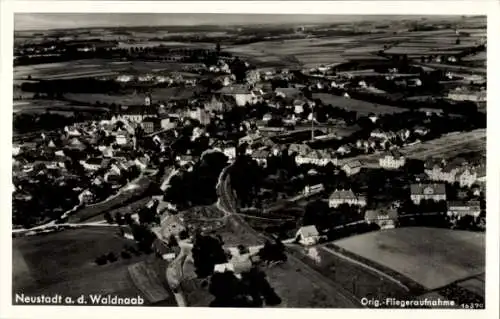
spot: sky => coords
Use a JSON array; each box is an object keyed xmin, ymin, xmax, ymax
[{"xmin": 14, "ymin": 13, "xmax": 432, "ymax": 31}]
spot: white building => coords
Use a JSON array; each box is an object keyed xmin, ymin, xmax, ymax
[
  {"xmin": 379, "ymin": 150, "xmax": 406, "ymax": 169},
  {"xmin": 295, "ymin": 225, "xmax": 321, "ymax": 246},
  {"xmin": 329, "ymin": 189, "xmax": 367, "ymax": 208}
]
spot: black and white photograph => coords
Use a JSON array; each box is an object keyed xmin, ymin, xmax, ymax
[{"xmin": 1, "ymin": 1, "xmax": 499, "ymax": 318}]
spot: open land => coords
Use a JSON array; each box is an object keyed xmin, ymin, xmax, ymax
[
  {"xmin": 12, "ymin": 227, "xmax": 175, "ymax": 305},
  {"xmin": 331, "ymin": 227, "xmax": 485, "ymax": 290},
  {"xmin": 338, "ymin": 129, "xmax": 486, "ymax": 167},
  {"xmin": 312, "ymin": 93, "xmax": 407, "ymax": 116}
]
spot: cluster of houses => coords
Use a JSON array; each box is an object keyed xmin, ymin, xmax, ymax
[
  {"xmin": 424, "ymin": 157, "xmax": 485, "ymax": 188},
  {"xmin": 12, "ymin": 118, "xmax": 155, "ymax": 208}
]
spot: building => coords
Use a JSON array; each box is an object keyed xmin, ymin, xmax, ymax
[
  {"xmin": 252, "ymin": 149, "xmax": 271, "ymax": 167},
  {"xmin": 329, "ymin": 189, "xmax": 367, "ymax": 208},
  {"xmin": 115, "ymin": 133, "xmax": 129, "ymax": 145},
  {"xmin": 342, "ymin": 160, "xmax": 362, "ymax": 176},
  {"xmin": 214, "ymin": 262, "xmax": 235, "ymax": 274},
  {"xmin": 304, "ymin": 183, "xmax": 325, "ymax": 195},
  {"xmin": 447, "ymin": 90, "xmax": 486, "ymax": 103},
  {"xmin": 80, "ymin": 157, "xmax": 104, "ymax": 171},
  {"xmin": 218, "ymin": 85, "xmax": 256, "ymax": 107},
  {"xmin": 295, "ymin": 149, "xmax": 337, "ymax": 166},
  {"xmin": 370, "ymin": 129, "xmax": 389, "ymax": 139},
  {"xmin": 142, "ymin": 117, "xmax": 162, "ymax": 134},
  {"xmin": 295, "ymin": 225, "xmax": 321, "ymax": 246},
  {"xmin": 447, "ymin": 201, "xmax": 481, "ymax": 218},
  {"xmin": 185, "ymin": 107, "xmax": 211, "ymax": 125},
  {"xmin": 365, "ymin": 209, "xmax": 398, "ymax": 229},
  {"xmin": 78, "ymin": 189, "xmax": 94, "ymax": 205},
  {"xmin": 410, "ymin": 183, "xmax": 446, "ymax": 204},
  {"xmin": 379, "ymin": 150, "xmax": 406, "ymax": 169},
  {"xmin": 425, "ymin": 158, "xmax": 478, "ymax": 187}
]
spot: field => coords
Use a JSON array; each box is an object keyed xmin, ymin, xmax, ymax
[
  {"xmin": 399, "ymin": 129, "xmax": 486, "ymax": 160},
  {"xmin": 65, "ymin": 86, "xmax": 201, "ymax": 106},
  {"xmin": 337, "ymin": 129, "xmax": 486, "ymax": 167},
  {"xmin": 13, "ymin": 99, "xmax": 109, "ymax": 114},
  {"xmin": 288, "ymin": 245, "xmax": 417, "ymax": 302},
  {"xmin": 128, "ymin": 260, "xmax": 174, "ymax": 304},
  {"xmin": 14, "ymin": 59, "xmax": 201, "ymax": 81},
  {"xmin": 67, "ymin": 176, "xmax": 152, "ymax": 223},
  {"xmin": 331, "ymin": 228, "xmax": 485, "ymax": 290},
  {"xmin": 313, "ymin": 93, "xmax": 407, "ymax": 116},
  {"xmin": 12, "ymin": 227, "xmax": 175, "ymax": 305}
]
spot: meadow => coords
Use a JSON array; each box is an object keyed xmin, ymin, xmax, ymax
[
  {"xmin": 12, "ymin": 227, "xmax": 168, "ymax": 304},
  {"xmin": 331, "ymin": 227, "xmax": 485, "ymax": 290}
]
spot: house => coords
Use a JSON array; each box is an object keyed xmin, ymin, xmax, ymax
[
  {"xmin": 275, "ymin": 87, "xmax": 301, "ymax": 100},
  {"xmin": 365, "ymin": 209, "xmax": 398, "ymax": 229},
  {"xmin": 304, "ymin": 183, "xmax": 325, "ymax": 195},
  {"xmin": 78, "ymin": 189, "xmax": 94, "ymax": 204},
  {"xmin": 204, "ymin": 95, "xmax": 225, "ymax": 112},
  {"xmin": 252, "ymin": 149, "xmax": 271, "ymax": 167},
  {"xmin": 447, "ymin": 201, "xmax": 481, "ymax": 218},
  {"xmin": 160, "ymin": 215, "xmax": 186, "ymax": 239},
  {"xmin": 342, "ymin": 160, "xmax": 362, "ymax": 176},
  {"xmin": 379, "ymin": 150, "xmax": 406, "ymax": 169},
  {"xmin": 295, "ymin": 225, "xmax": 321, "ymax": 246},
  {"xmin": 414, "ymin": 126, "xmax": 429, "ymax": 136},
  {"xmin": 218, "ymin": 85, "xmax": 256, "ymax": 107},
  {"xmin": 142, "ymin": 117, "xmax": 161, "ymax": 134},
  {"xmin": 419, "ymin": 108, "xmax": 444, "ymax": 117},
  {"xmin": 410, "ymin": 183, "xmax": 446, "ymax": 204},
  {"xmin": 80, "ymin": 157, "xmax": 103, "ymax": 171},
  {"xmin": 329, "ymin": 189, "xmax": 367, "ymax": 208},
  {"xmin": 308, "ymin": 150, "xmax": 337, "ymax": 166},
  {"xmin": 134, "ymin": 155, "xmax": 150, "ymax": 171},
  {"xmin": 370, "ymin": 129, "xmax": 389, "ymax": 140},
  {"xmin": 214, "ymin": 263, "xmax": 235, "ymax": 273},
  {"xmin": 336, "ymin": 145, "xmax": 352, "ymax": 156},
  {"xmin": 115, "ymin": 133, "xmax": 129, "ymax": 145}
]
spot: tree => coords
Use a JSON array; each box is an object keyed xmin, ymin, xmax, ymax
[
  {"xmin": 115, "ymin": 212, "xmax": 125, "ymax": 225},
  {"xmin": 104, "ymin": 212, "xmax": 114, "ymax": 224},
  {"xmin": 192, "ymin": 234, "xmax": 227, "ymax": 278}
]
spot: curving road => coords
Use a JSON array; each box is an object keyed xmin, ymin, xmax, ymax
[{"xmin": 215, "ymin": 164, "xmax": 361, "ymax": 308}]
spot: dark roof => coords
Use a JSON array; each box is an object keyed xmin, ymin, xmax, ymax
[
  {"xmin": 218, "ymin": 85, "xmax": 251, "ymax": 95},
  {"xmin": 86, "ymin": 157, "xmax": 103, "ymax": 165},
  {"xmin": 410, "ymin": 183, "xmax": 446, "ymax": 196},
  {"xmin": 447, "ymin": 201, "xmax": 481, "ymax": 210}
]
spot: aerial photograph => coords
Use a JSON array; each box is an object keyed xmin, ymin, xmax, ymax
[{"xmin": 11, "ymin": 13, "xmax": 486, "ymax": 309}]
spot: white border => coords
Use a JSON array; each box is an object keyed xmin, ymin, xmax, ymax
[{"xmin": 1, "ymin": 2, "xmax": 499, "ymax": 319}]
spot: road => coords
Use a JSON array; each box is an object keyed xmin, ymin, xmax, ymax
[{"xmin": 215, "ymin": 164, "xmax": 361, "ymax": 307}]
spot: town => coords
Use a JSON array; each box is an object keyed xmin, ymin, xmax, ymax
[{"xmin": 12, "ymin": 14, "xmax": 486, "ymax": 309}]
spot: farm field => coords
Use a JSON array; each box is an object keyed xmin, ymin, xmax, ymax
[
  {"xmin": 12, "ymin": 227, "xmax": 168, "ymax": 304},
  {"xmin": 399, "ymin": 129, "xmax": 486, "ymax": 160},
  {"xmin": 13, "ymin": 99, "xmax": 109, "ymax": 114},
  {"xmin": 312, "ymin": 93, "xmax": 407, "ymax": 116},
  {"xmin": 337, "ymin": 129, "xmax": 486, "ymax": 166},
  {"xmin": 14, "ymin": 59, "xmax": 201, "ymax": 81},
  {"xmin": 331, "ymin": 227, "xmax": 485, "ymax": 290},
  {"xmin": 65, "ymin": 86, "xmax": 201, "ymax": 105},
  {"xmin": 265, "ymin": 252, "xmax": 359, "ymax": 308},
  {"xmin": 288, "ymin": 244, "xmax": 418, "ymax": 301}
]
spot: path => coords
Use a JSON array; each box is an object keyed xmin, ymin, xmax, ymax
[{"xmin": 321, "ymin": 246, "xmax": 410, "ymax": 292}]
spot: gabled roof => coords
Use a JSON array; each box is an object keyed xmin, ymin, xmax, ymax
[
  {"xmin": 343, "ymin": 160, "xmax": 362, "ymax": 169},
  {"xmin": 297, "ymin": 225, "xmax": 319, "ymax": 238},
  {"xmin": 218, "ymin": 84, "xmax": 251, "ymax": 95},
  {"xmin": 329, "ymin": 189, "xmax": 358, "ymax": 201}
]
